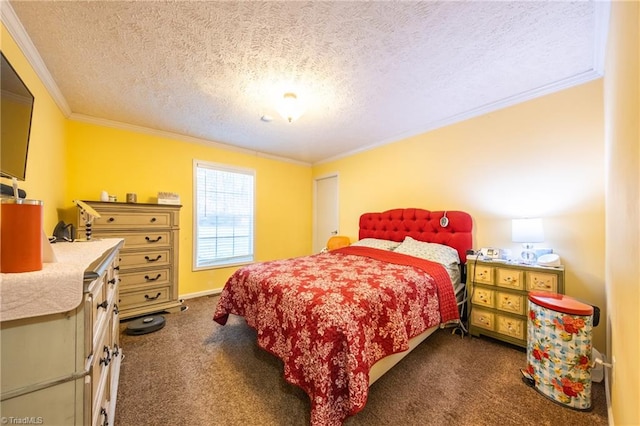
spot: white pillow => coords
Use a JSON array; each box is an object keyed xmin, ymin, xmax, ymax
[
  {"xmin": 351, "ymin": 238, "xmax": 401, "ymax": 251},
  {"xmin": 393, "ymin": 236, "xmax": 460, "ymax": 267}
]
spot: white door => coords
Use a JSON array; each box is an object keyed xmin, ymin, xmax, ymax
[{"xmin": 314, "ymin": 174, "xmax": 339, "ymax": 253}]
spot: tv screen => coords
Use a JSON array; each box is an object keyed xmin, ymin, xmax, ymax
[{"xmin": 1, "ymin": 51, "xmax": 35, "ymax": 181}]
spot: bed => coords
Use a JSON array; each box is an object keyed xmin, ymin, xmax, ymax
[{"xmin": 213, "ymin": 208, "xmax": 472, "ymax": 425}]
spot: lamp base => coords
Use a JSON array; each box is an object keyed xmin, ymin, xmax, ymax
[{"xmin": 520, "ymin": 243, "xmax": 538, "ymax": 264}]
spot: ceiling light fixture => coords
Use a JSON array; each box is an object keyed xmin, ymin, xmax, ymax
[{"xmin": 278, "ymin": 92, "xmax": 303, "ymax": 123}]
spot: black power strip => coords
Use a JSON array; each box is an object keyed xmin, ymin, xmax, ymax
[{"xmin": 0, "ymin": 183, "xmax": 26, "ymax": 198}]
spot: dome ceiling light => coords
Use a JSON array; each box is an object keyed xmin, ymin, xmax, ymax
[{"xmin": 278, "ymin": 92, "xmax": 304, "ymax": 123}]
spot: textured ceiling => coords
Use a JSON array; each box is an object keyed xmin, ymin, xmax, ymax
[{"xmin": 6, "ymin": 1, "xmax": 605, "ymax": 164}]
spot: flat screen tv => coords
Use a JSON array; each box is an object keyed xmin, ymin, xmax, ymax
[{"xmin": 1, "ymin": 51, "xmax": 35, "ymax": 181}]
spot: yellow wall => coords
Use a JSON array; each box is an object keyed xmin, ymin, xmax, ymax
[
  {"xmin": 604, "ymin": 1, "xmax": 640, "ymax": 424},
  {"xmin": 1, "ymin": 24, "xmax": 67, "ymax": 232},
  {"xmin": 8, "ymin": 12, "xmax": 633, "ymax": 420},
  {"xmin": 4, "ymin": 17, "xmax": 313, "ymax": 304},
  {"xmin": 65, "ymin": 121, "xmax": 312, "ymax": 296},
  {"xmin": 313, "ymin": 80, "xmax": 607, "ymax": 351}
]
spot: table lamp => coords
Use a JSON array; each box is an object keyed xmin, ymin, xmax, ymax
[
  {"xmin": 512, "ymin": 218, "xmax": 544, "ymax": 264},
  {"xmin": 73, "ymin": 200, "xmax": 101, "ymax": 241}
]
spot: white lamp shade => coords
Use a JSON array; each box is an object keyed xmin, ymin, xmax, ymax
[{"xmin": 512, "ymin": 218, "xmax": 544, "ymax": 243}]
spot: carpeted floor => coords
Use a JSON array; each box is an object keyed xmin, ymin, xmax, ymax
[{"xmin": 115, "ymin": 295, "xmax": 608, "ymax": 426}]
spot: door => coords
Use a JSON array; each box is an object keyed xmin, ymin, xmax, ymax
[{"xmin": 314, "ymin": 174, "xmax": 339, "ymax": 253}]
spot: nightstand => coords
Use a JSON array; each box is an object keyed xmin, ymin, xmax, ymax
[{"xmin": 467, "ymin": 259, "xmax": 565, "ymax": 347}]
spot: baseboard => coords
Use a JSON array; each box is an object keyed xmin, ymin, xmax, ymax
[
  {"xmin": 180, "ymin": 288, "xmax": 222, "ymax": 300},
  {"xmin": 605, "ymin": 358, "xmax": 613, "ymax": 425}
]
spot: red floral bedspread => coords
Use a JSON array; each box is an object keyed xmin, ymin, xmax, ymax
[{"xmin": 213, "ymin": 246, "xmax": 459, "ymax": 425}]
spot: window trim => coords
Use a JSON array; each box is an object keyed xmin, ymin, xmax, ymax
[{"xmin": 192, "ymin": 159, "xmax": 256, "ymax": 271}]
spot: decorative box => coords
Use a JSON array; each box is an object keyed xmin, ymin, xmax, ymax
[{"xmin": 157, "ymin": 191, "xmax": 180, "ymax": 205}]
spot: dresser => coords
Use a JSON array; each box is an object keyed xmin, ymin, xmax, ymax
[
  {"xmin": 78, "ymin": 201, "xmax": 182, "ymax": 319},
  {"xmin": 1, "ymin": 239, "xmax": 123, "ymax": 426},
  {"xmin": 467, "ymin": 259, "xmax": 565, "ymax": 347}
]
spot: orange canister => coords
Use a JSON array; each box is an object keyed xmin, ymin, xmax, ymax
[{"xmin": 1, "ymin": 198, "xmax": 44, "ymax": 273}]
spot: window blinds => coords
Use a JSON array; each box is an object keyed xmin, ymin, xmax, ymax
[{"xmin": 195, "ymin": 161, "xmax": 254, "ymax": 268}]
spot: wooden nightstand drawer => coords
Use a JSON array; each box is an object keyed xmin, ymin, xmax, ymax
[
  {"xmin": 496, "ymin": 315, "xmax": 525, "ymax": 340},
  {"xmin": 90, "ymin": 329, "xmax": 111, "ymax": 411},
  {"xmin": 470, "ymin": 309, "xmax": 495, "ymax": 331},
  {"xmin": 526, "ymin": 271, "xmax": 558, "ymax": 292},
  {"xmin": 470, "ymin": 265, "xmax": 494, "ymax": 285},
  {"xmin": 93, "ymin": 231, "xmax": 172, "ymax": 249},
  {"xmin": 119, "ymin": 286, "xmax": 171, "ymax": 310},
  {"xmin": 92, "ymin": 211, "xmax": 172, "ymax": 228},
  {"xmin": 496, "ymin": 268, "xmax": 524, "ymax": 290},
  {"xmin": 496, "ymin": 292, "xmax": 525, "ymax": 315},
  {"xmin": 472, "ymin": 288, "xmax": 494, "ymax": 308},
  {"xmin": 89, "ymin": 278, "xmax": 108, "ymax": 355},
  {"xmin": 119, "ymin": 249, "xmax": 172, "ymax": 269},
  {"xmin": 119, "ymin": 268, "xmax": 171, "ymax": 288},
  {"xmin": 104, "ymin": 267, "xmax": 118, "ymax": 311}
]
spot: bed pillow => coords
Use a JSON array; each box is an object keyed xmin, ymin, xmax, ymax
[
  {"xmin": 351, "ymin": 238, "xmax": 401, "ymax": 251},
  {"xmin": 394, "ymin": 236, "xmax": 460, "ymax": 267},
  {"xmin": 394, "ymin": 237, "xmax": 461, "ymax": 283}
]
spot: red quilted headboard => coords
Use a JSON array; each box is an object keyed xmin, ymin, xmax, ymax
[{"xmin": 359, "ymin": 208, "xmax": 473, "ymax": 263}]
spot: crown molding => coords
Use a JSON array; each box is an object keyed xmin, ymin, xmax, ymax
[
  {"xmin": 593, "ymin": 0, "xmax": 611, "ymax": 76},
  {"xmin": 315, "ymin": 69, "xmax": 603, "ymax": 165},
  {"xmin": 1, "ymin": 1, "xmax": 71, "ymax": 116},
  {"xmin": 2, "ymin": 2, "xmax": 308, "ymax": 167},
  {"xmin": 69, "ymin": 113, "xmax": 311, "ymax": 167},
  {"xmin": 3, "ymin": 0, "xmax": 611, "ymax": 168},
  {"xmin": 317, "ymin": 1, "xmax": 611, "ymax": 165}
]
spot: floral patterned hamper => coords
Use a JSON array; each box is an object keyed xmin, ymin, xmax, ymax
[{"xmin": 526, "ymin": 292, "xmax": 595, "ymax": 410}]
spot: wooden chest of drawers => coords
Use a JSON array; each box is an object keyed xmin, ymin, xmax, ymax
[
  {"xmin": 1, "ymin": 239, "xmax": 123, "ymax": 426},
  {"xmin": 78, "ymin": 201, "xmax": 183, "ymax": 319},
  {"xmin": 467, "ymin": 259, "xmax": 565, "ymax": 347}
]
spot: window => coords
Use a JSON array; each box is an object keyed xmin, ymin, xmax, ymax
[{"xmin": 193, "ymin": 160, "xmax": 255, "ymax": 269}]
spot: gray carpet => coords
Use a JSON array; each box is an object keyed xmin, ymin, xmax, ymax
[{"xmin": 116, "ymin": 295, "xmax": 608, "ymax": 425}]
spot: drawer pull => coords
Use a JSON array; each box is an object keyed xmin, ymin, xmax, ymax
[
  {"xmin": 114, "ymin": 265, "xmax": 120, "ymax": 271},
  {"xmin": 99, "ymin": 408, "xmax": 108, "ymax": 426},
  {"xmin": 145, "ymin": 274, "xmax": 162, "ymax": 281},
  {"xmin": 113, "ymin": 304, "xmax": 119, "ymax": 315},
  {"xmin": 108, "ymin": 278, "xmax": 117, "ymax": 285},
  {"xmin": 108, "ymin": 217, "xmax": 115, "ymax": 222},
  {"xmin": 97, "ymin": 300, "xmax": 109, "ymax": 310},
  {"xmin": 145, "ymin": 292, "xmax": 162, "ymax": 301},
  {"xmin": 145, "ymin": 236, "xmax": 162, "ymax": 243},
  {"xmin": 144, "ymin": 255, "xmax": 162, "ymax": 262},
  {"xmin": 150, "ymin": 217, "xmax": 157, "ymax": 223}
]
